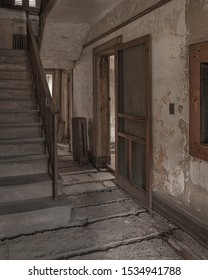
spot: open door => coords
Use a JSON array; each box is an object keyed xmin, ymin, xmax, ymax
[{"xmin": 115, "ymin": 35, "xmax": 152, "ymax": 209}]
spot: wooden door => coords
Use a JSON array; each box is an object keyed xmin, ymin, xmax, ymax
[{"xmin": 115, "ymin": 35, "xmax": 152, "ymax": 208}]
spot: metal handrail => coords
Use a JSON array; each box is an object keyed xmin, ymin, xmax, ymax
[{"xmin": 26, "ymin": 13, "xmax": 58, "ymax": 199}]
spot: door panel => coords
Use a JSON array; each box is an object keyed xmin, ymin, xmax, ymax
[
  {"xmin": 118, "ymin": 118, "xmax": 146, "ymax": 139},
  {"xmin": 115, "ymin": 35, "xmax": 152, "ymax": 208},
  {"xmin": 131, "ymin": 141, "xmax": 146, "ymax": 189},
  {"xmin": 118, "ymin": 44, "xmax": 146, "ymax": 117},
  {"xmin": 117, "ymin": 136, "xmax": 129, "ymax": 178}
]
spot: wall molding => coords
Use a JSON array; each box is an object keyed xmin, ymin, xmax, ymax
[
  {"xmin": 153, "ymin": 192, "xmax": 208, "ymax": 249},
  {"xmin": 84, "ymin": 0, "xmax": 173, "ymax": 48}
]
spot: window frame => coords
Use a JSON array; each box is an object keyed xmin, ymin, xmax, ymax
[
  {"xmin": 0, "ymin": 0, "xmax": 40, "ymax": 14},
  {"xmin": 45, "ymin": 69, "xmax": 54, "ymax": 97},
  {"xmin": 46, "ymin": 73, "xmax": 53, "ymax": 96},
  {"xmin": 15, "ymin": 0, "xmax": 37, "ymax": 7},
  {"xmin": 189, "ymin": 40, "xmax": 208, "ymax": 161}
]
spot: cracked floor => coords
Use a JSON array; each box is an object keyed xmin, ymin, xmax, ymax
[{"xmin": 0, "ymin": 144, "xmax": 208, "ymax": 260}]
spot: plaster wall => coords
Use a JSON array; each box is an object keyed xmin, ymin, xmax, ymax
[
  {"xmin": 87, "ymin": 0, "xmax": 170, "ymax": 42},
  {"xmin": 0, "ymin": 7, "xmax": 26, "ymax": 49},
  {"xmin": 0, "ymin": 8, "xmax": 39, "ymax": 49},
  {"xmin": 73, "ymin": 0, "xmax": 208, "ymax": 226}
]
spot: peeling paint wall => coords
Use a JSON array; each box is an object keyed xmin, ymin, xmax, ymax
[
  {"xmin": 87, "ymin": 0, "xmax": 169, "ymax": 42},
  {"xmin": 73, "ymin": 0, "xmax": 208, "ymax": 226}
]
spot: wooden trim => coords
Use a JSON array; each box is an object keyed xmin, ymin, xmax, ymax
[
  {"xmin": 115, "ymin": 51, "xmax": 119, "ymax": 176},
  {"xmin": 118, "ymin": 113, "xmax": 146, "ymax": 123},
  {"xmin": 92, "ymin": 36, "xmax": 123, "ymax": 168},
  {"xmin": 153, "ymin": 192, "xmax": 208, "ymax": 249},
  {"xmin": 27, "ymin": 15, "xmax": 55, "ymax": 112},
  {"xmin": 84, "ymin": 0, "xmax": 173, "ymax": 48},
  {"xmin": 93, "ymin": 36, "xmax": 123, "ymax": 55},
  {"xmin": 146, "ymin": 34, "xmax": 152, "ymax": 208},
  {"xmin": 117, "ymin": 132, "xmax": 146, "ymax": 145},
  {"xmin": 129, "ymin": 140, "xmax": 132, "ymax": 182},
  {"xmin": 189, "ymin": 41, "xmax": 208, "ymax": 161},
  {"xmin": 26, "ymin": 14, "xmax": 58, "ymax": 198},
  {"xmin": 116, "ymin": 35, "xmax": 150, "ymax": 51}
]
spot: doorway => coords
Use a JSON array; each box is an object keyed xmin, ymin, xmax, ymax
[
  {"xmin": 108, "ymin": 55, "xmax": 116, "ymax": 171},
  {"xmin": 45, "ymin": 69, "xmax": 72, "ymax": 144},
  {"xmin": 93, "ymin": 35, "xmax": 152, "ymax": 209},
  {"xmin": 92, "ymin": 36, "xmax": 122, "ymax": 168}
]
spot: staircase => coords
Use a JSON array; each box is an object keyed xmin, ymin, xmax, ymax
[{"xmin": 0, "ymin": 49, "xmax": 70, "ymax": 238}]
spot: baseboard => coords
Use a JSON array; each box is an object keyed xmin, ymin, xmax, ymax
[{"xmin": 153, "ymin": 192, "xmax": 208, "ymax": 249}]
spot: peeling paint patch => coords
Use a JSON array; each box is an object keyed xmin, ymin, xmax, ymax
[
  {"xmin": 190, "ymin": 159, "xmax": 208, "ymax": 192},
  {"xmin": 165, "ymin": 167, "xmax": 185, "ymax": 197},
  {"xmin": 178, "ymin": 105, "xmax": 183, "ymax": 113},
  {"xmin": 179, "ymin": 119, "xmax": 188, "ymax": 135}
]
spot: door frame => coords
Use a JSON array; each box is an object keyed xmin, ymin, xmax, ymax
[
  {"xmin": 115, "ymin": 35, "xmax": 152, "ymax": 209},
  {"xmin": 92, "ymin": 36, "xmax": 122, "ymax": 168}
]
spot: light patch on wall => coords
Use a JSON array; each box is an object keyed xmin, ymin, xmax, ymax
[
  {"xmin": 190, "ymin": 159, "xmax": 208, "ymax": 192},
  {"xmin": 46, "ymin": 74, "xmax": 53, "ymax": 96},
  {"xmin": 165, "ymin": 166, "xmax": 185, "ymax": 197},
  {"xmin": 204, "ymin": 0, "xmax": 208, "ymax": 10}
]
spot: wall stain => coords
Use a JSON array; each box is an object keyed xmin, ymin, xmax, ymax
[{"xmin": 178, "ymin": 105, "xmax": 183, "ymax": 113}]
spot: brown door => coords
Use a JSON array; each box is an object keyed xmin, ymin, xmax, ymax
[{"xmin": 115, "ymin": 35, "xmax": 152, "ymax": 209}]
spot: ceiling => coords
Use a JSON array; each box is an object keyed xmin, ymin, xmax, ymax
[
  {"xmin": 41, "ymin": 0, "xmax": 127, "ymax": 68},
  {"xmin": 49, "ymin": 0, "xmax": 126, "ymax": 23},
  {"xmin": 41, "ymin": 0, "xmax": 159, "ymax": 69}
]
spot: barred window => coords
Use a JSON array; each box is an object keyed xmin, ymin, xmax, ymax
[
  {"xmin": 14, "ymin": 0, "xmax": 36, "ymax": 7},
  {"xmin": 15, "ymin": 0, "xmax": 22, "ymax": 5},
  {"xmin": 29, "ymin": 0, "xmax": 36, "ymax": 7}
]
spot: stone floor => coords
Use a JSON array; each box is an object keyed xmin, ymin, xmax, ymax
[{"xmin": 0, "ymin": 144, "xmax": 207, "ymax": 260}]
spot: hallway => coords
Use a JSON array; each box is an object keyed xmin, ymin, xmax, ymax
[{"xmin": 0, "ymin": 145, "xmax": 207, "ymax": 260}]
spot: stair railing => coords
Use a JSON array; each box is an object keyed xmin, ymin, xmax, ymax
[{"xmin": 26, "ymin": 13, "xmax": 58, "ymax": 199}]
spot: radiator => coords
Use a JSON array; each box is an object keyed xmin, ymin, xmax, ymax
[{"xmin": 13, "ymin": 34, "xmax": 27, "ymax": 50}]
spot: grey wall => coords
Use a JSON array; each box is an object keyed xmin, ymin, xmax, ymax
[
  {"xmin": 87, "ymin": 0, "xmax": 168, "ymax": 42},
  {"xmin": 0, "ymin": 8, "xmax": 39, "ymax": 49},
  {"xmin": 0, "ymin": 7, "xmax": 26, "ymax": 49}
]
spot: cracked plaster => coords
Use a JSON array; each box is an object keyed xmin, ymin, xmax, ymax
[{"xmin": 73, "ymin": 0, "xmax": 208, "ymax": 225}]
